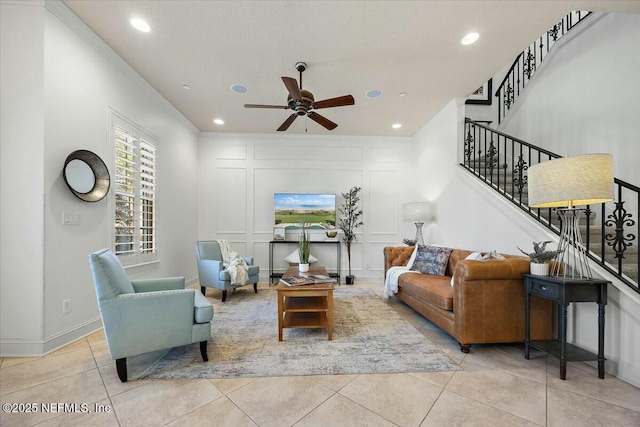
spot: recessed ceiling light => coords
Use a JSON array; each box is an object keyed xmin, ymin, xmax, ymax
[
  {"xmin": 392, "ymin": 123, "xmax": 402, "ymax": 129},
  {"xmin": 366, "ymin": 89, "xmax": 383, "ymax": 99},
  {"xmin": 231, "ymin": 84, "xmax": 248, "ymax": 94},
  {"xmin": 399, "ymin": 92, "xmax": 407, "ymax": 97},
  {"xmin": 183, "ymin": 84, "xmax": 191, "ymax": 90},
  {"xmin": 130, "ymin": 18, "xmax": 151, "ymax": 33},
  {"xmin": 461, "ymin": 32, "xmax": 479, "ymax": 45},
  {"xmin": 213, "ymin": 118, "xmax": 225, "ymax": 125}
]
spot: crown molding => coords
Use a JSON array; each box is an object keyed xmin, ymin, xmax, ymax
[{"xmin": 44, "ymin": 0, "xmax": 200, "ymax": 135}]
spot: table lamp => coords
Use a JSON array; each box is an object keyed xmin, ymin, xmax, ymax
[
  {"xmin": 403, "ymin": 202, "xmax": 434, "ymax": 246},
  {"xmin": 527, "ymin": 153, "xmax": 613, "ymax": 278}
]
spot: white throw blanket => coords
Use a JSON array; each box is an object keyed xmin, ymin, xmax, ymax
[
  {"xmin": 383, "ymin": 246, "xmax": 419, "ymax": 299},
  {"xmin": 217, "ymin": 239, "xmax": 249, "ymax": 286}
]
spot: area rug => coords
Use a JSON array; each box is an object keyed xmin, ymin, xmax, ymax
[{"xmin": 141, "ymin": 286, "xmax": 458, "ymax": 379}]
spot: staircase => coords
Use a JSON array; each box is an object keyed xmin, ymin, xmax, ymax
[
  {"xmin": 494, "ymin": 10, "xmax": 592, "ymax": 124},
  {"xmin": 463, "ymin": 118, "xmax": 639, "ymax": 293}
]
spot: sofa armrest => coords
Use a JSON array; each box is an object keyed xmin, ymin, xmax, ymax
[
  {"xmin": 100, "ymin": 289, "xmax": 197, "ymax": 358},
  {"xmin": 131, "ymin": 277, "xmax": 185, "ymax": 292},
  {"xmin": 383, "ymin": 246, "xmax": 415, "ymax": 279},
  {"xmin": 453, "ymin": 257, "xmax": 551, "ymax": 345}
]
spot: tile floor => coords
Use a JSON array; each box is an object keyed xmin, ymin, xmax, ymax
[{"xmin": 1, "ymin": 282, "xmax": 639, "ymax": 427}]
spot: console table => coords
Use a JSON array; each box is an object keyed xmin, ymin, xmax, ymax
[
  {"xmin": 523, "ymin": 274, "xmax": 608, "ymax": 380},
  {"xmin": 269, "ymin": 240, "xmax": 341, "ymax": 284}
]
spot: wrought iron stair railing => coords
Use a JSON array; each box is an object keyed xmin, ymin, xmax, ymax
[
  {"xmin": 495, "ymin": 10, "xmax": 592, "ymax": 124},
  {"xmin": 463, "ymin": 118, "xmax": 639, "ymax": 294}
]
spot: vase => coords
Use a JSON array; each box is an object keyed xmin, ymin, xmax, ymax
[
  {"xmin": 530, "ymin": 262, "xmax": 549, "ymax": 276},
  {"xmin": 299, "ymin": 263, "xmax": 310, "ymax": 273}
]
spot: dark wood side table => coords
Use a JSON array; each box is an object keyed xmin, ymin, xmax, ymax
[{"xmin": 523, "ymin": 274, "xmax": 609, "ymax": 380}]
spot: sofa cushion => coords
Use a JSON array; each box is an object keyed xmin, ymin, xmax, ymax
[
  {"xmin": 399, "ymin": 274, "xmax": 453, "ymax": 311},
  {"xmin": 411, "ymin": 245, "xmax": 453, "ymax": 276}
]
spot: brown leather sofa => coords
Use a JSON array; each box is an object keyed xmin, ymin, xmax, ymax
[{"xmin": 384, "ymin": 246, "xmax": 552, "ymax": 353}]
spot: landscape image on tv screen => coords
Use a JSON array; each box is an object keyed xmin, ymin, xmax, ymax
[{"xmin": 274, "ymin": 193, "xmax": 336, "ymax": 228}]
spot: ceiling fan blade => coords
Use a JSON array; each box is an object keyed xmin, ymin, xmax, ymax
[
  {"xmin": 314, "ymin": 95, "xmax": 355, "ymax": 109},
  {"xmin": 277, "ymin": 114, "xmax": 298, "ymax": 131},
  {"xmin": 244, "ymin": 104, "xmax": 288, "ymax": 109},
  {"xmin": 307, "ymin": 112, "xmax": 338, "ymax": 131},
  {"xmin": 282, "ymin": 77, "xmax": 302, "ymax": 101}
]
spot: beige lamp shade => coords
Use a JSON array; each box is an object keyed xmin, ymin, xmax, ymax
[
  {"xmin": 527, "ymin": 154, "xmax": 614, "ymax": 208},
  {"xmin": 403, "ymin": 202, "xmax": 433, "ymax": 222}
]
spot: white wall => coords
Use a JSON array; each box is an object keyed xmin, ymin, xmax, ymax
[
  {"xmin": 494, "ymin": 10, "xmax": 640, "ymax": 388},
  {"xmin": 412, "ymin": 96, "xmax": 640, "ymax": 387},
  {"xmin": 2, "ymin": 1, "xmax": 638, "ymax": 388},
  {"xmin": 0, "ymin": 1, "xmax": 46, "ymax": 350},
  {"xmin": 499, "ymin": 12, "xmax": 640, "ymax": 185},
  {"xmin": 0, "ymin": 1, "xmax": 200, "ymax": 355},
  {"xmin": 197, "ymin": 132, "xmax": 416, "ymax": 281}
]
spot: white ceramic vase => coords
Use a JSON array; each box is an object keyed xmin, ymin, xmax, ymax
[
  {"xmin": 299, "ymin": 263, "xmax": 310, "ymax": 273},
  {"xmin": 530, "ymin": 262, "xmax": 549, "ymax": 276}
]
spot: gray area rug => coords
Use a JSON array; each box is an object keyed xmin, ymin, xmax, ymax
[{"xmin": 141, "ymin": 286, "xmax": 458, "ymax": 379}]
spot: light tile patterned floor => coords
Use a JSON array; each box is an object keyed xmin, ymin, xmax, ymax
[{"xmin": 1, "ymin": 282, "xmax": 639, "ymax": 426}]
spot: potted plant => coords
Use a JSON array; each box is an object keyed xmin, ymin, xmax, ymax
[
  {"xmin": 298, "ymin": 226, "xmax": 311, "ymax": 272},
  {"xmin": 518, "ymin": 241, "xmax": 561, "ymax": 276},
  {"xmin": 403, "ymin": 238, "xmax": 417, "ymax": 246},
  {"xmin": 339, "ymin": 186, "xmax": 364, "ymax": 284}
]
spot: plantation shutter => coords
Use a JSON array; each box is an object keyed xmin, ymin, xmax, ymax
[
  {"xmin": 111, "ymin": 113, "xmax": 158, "ymax": 266},
  {"xmin": 114, "ymin": 126, "xmax": 136, "ymax": 256}
]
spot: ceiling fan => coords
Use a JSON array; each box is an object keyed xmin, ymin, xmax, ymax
[{"xmin": 244, "ymin": 62, "xmax": 355, "ymax": 131}]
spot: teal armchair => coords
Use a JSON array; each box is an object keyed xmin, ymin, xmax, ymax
[
  {"xmin": 88, "ymin": 249, "xmax": 213, "ymax": 382},
  {"xmin": 195, "ymin": 241, "xmax": 260, "ymax": 302}
]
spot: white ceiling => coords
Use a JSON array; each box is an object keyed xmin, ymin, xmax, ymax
[{"xmin": 63, "ymin": 1, "xmax": 640, "ymax": 137}]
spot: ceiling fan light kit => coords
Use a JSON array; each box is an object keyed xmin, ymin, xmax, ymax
[{"xmin": 244, "ymin": 62, "xmax": 355, "ymax": 131}]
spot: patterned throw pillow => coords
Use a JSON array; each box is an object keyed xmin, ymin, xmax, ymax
[{"xmin": 410, "ymin": 245, "xmax": 453, "ymax": 276}]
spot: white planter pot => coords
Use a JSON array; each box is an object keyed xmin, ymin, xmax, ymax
[
  {"xmin": 299, "ymin": 263, "xmax": 310, "ymax": 273},
  {"xmin": 530, "ymin": 262, "xmax": 549, "ymax": 276}
]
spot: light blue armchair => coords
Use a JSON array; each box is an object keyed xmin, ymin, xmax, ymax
[
  {"xmin": 88, "ymin": 249, "xmax": 213, "ymax": 382},
  {"xmin": 195, "ymin": 241, "xmax": 260, "ymax": 302}
]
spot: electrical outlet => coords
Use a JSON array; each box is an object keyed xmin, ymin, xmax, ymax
[{"xmin": 63, "ymin": 299, "xmax": 71, "ymax": 314}]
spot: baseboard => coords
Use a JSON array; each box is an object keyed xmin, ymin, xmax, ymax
[{"xmin": 0, "ymin": 317, "xmax": 103, "ymax": 357}]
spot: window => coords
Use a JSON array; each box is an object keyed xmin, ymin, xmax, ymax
[{"xmin": 112, "ymin": 115, "xmax": 157, "ymax": 266}]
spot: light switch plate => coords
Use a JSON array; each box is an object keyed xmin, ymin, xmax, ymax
[{"xmin": 62, "ymin": 212, "xmax": 80, "ymax": 225}]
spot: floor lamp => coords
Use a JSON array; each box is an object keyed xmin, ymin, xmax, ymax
[
  {"xmin": 403, "ymin": 202, "xmax": 434, "ymax": 246},
  {"xmin": 527, "ymin": 154, "xmax": 613, "ymax": 279}
]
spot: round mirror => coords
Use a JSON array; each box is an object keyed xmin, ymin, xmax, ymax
[
  {"xmin": 65, "ymin": 159, "xmax": 95, "ymax": 193},
  {"xmin": 63, "ymin": 150, "xmax": 110, "ymax": 202}
]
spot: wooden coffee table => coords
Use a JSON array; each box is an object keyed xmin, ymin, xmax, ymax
[{"xmin": 277, "ymin": 266, "xmax": 335, "ymax": 341}]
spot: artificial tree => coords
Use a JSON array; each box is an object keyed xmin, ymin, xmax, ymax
[{"xmin": 339, "ymin": 186, "xmax": 364, "ymax": 284}]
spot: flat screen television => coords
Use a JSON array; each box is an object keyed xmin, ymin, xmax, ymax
[{"xmin": 274, "ymin": 193, "xmax": 336, "ymax": 228}]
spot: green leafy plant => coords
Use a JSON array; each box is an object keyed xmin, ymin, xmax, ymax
[
  {"xmin": 403, "ymin": 238, "xmax": 417, "ymax": 246},
  {"xmin": 339, "ymin": 186, "xmax": 364, "ymax": 279},
  {"xmin": 518, "ymin": 241, "xmax": 561, "ymax": 263},
  {"xmin": 298, "ymin": 226, "xmax": 311, "ymax": 264}
]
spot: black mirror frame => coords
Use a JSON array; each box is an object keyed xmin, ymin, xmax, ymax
[{"xmin": 63, "ymin": 150, "xmax": 110, "ymax": 202}]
